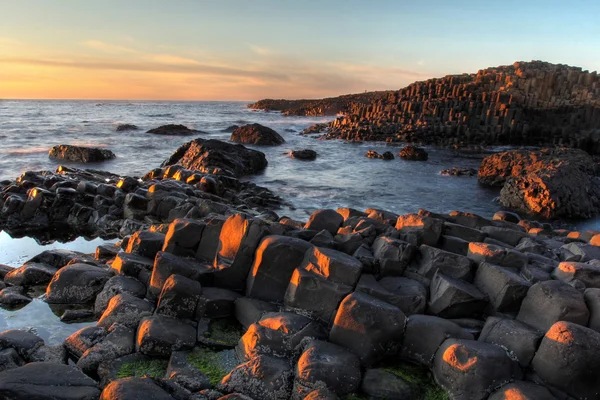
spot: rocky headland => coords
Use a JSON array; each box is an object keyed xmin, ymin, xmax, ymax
[{"xmin": 253, "ymin": 61, "xmax": 600, "ymax": 152}]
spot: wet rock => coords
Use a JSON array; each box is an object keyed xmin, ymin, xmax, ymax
[
  {"xmin": 329, "ymin": 291, "xmax": 406, "ymax": 365},
  {"xmin": 517, "ymin": 280, "xmax": 589, "ymax": 331},
  {"xmin": 0, "ymin": 362, "xmax": 101, "ymax": 399},
  {"xmin": 147, "ymin": 124, "xmax": 200, "ymax": 135},
  {"xmin": 246, "ymin": 236, "xmax": 314, "ymax": 302},
  {"xmin": 96, "ymin": 244, "xmax": 120, "ymax": 261},
  {"xmin": 29, "ymin": 249, "xmax": 92, "ymax": 269},
  {"xmin": 46, "ymin": 263, "xmax": 113, "ymax": 304},
  {"xmin": 401, "ymin": 315, "xmax": 473, "ymax": 367},
  {"xmin": 293, "ymin": 340, "xmax": 361, "ymax": 397},
  {"xmin": 360, "ymin": 369, "xmax": 413, "ymax": 399},
  {"xmin": 49, "ymin": 144, "xmax": 116, "ymax": 162},
  {"xmin": 97, "ymin": 292, "xmax": 154, "ymax": 329},
  {"xmin": 0, "ymin": 329, "xmax": 44, "ymax": 359},
  {"xmin": 115, "ymin": 124, "xmax": 139, "ymax": 132},
  {"xmin": 532, "ymin": 321, "xmax": 600, "ymax": 399},
  {"xmin": 433, "ymin": 339, "xmax": 522, "ymax": 400},
  {"xmin": 478, "ymin": 317, "xmax": 543, "ymax": 367},
  {"xmin": 230, "ymin": 123, "xmax": 285, "ymax": 146},
  {"xmin": 290, "ymin": 149, "xmax": 317, "ymax": 160},
  {"xmin": 305, "ymin": 209, "xmax": 343, "ymax": 236},
  {"xmin": 100, "ymin": 377, "xmax": 174, "ymax": 400},
  {"xmin": 3, "ymin": 262, "xmax": 57, "ymax": 286},
  {"xmin": 219, "ymin": 355, "xmax": 293, "ymax": 400},
  {"xmin": 398, "ymin": 145, "xmax": 428, "ymax": 161},
  {"xmin": 0, "ymin": 348, "xmax": 24, "ymax": 373},
  {"xmin": 136, "ymin": 316, "xmax": 196, "ymax": 357},
  {"xmin": 156, "ymin": 274, "xmax": 202, "ymax": 319},
  {"xmin": 29, "ymin": 344, "xmax": 68, "ymax": 364},
  {"xmin": 440, "ymin": 167, "xmax": 477, "ymax": 176}
]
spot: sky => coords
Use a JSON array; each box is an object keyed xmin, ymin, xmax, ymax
[{"xmin": 0, "ymin": 0, "xmax": 599, "ymax": 101}]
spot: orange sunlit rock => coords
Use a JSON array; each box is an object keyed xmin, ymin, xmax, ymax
[
  {"xmin": 468, "ymin": 242, "xmax": 500, "ymax": 257},
  {"xmin": 591, "ymin": 234, "xmax": 600, "ymax": 247},
  {"xmin": 558, "ymin": 262, "xmax": 576, "ymax": 274},
  {"xmin": 545, "ymin": 321, "xmax": 575, "ymax": 345},
  {"xmin": 395, "ymin": 213, "xmax": 425, "ymax": 229},
  {"xmin": 258, "ymin": 315, "xmax": 293, "ymax": 334},
  {"xmin": 216, "ymin": 214, "xmax": 248, "ymax": 264},
  {"xmin": 442, "ymin": 343, "xmax": 478, "ymax": 372},
  {"xmin": 503, "ymin": 387, "xmax": 528, "ymax": 400}
]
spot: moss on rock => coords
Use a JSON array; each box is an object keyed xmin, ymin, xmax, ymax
[
  {"xmin": 116, "ymin": 359, "xmax": 168, "ymax": 379},
  {"xmin": 187, "ymin": 347, "xmax": 228, "ymax": 386}
]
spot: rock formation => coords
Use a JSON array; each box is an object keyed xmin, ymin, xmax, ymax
[
  {"xmin": 147, "ymin": 124, "xmax": 202, "ymax": 136},
  {"xmin": 230, "ymin": 124, "xmax": 285, "ymax": 146},
  {"xmin": 478, "ymin": 148, "xmax": 600, "ymax": 218},
  {"xmin": 0, "ymin": 206, "xmax": 599, "ymax": 399},
  {"xmin": 115, "ymin": 124, "xmax": 139, "ymax": 132},
  {"xmin": 49, "ymin": 145, "xmax": 116, "ymax": 163}
]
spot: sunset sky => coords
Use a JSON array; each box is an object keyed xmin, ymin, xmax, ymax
[{"xmin": 1, "ymin": 0, "xmax": 599, "ymax": 100}]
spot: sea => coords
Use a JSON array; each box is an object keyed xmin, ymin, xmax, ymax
[{"xmin": 1, "ymin": 99, "xmax": 599, "ymax": 341}]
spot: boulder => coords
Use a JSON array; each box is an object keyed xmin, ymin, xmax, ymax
[
  {"xmin": 293, "ymin": 340, "xmax": 361, "ymax": 397},
  {"xmin": 195, "ymin": 287, "xmax": 241, "ymax": 319},
  {"xmin": 304, "ymin": 209, "xmax": 343, "ymax": 236},
  {"xmin": 360, "ymin": 369, "xmax": 413, "ymax": 399},
  {"xmin": 398, "ymin": 145, "xmax": 428, "ymax": 161},
  {"xmin": 290, "ymin": 149, "xmax": 317, "ymax": 160},
  {"xmin": 234, "ymin": 297, "xmax": 279, "ymax": 329},
  {"xmin": 77, "ymin": 324, "xmax": 136, "ymax": 375},
  {"xmin": 246, "ymin": 236, "xmax": 314, "ymax": 302},
  {"xmin": 481, "ymin": 226, "xmax": 528, "ymax": 247},
  {"xmin": 488, "ymin": 381, "xmax": 557, "ymax": 400},
  {"xmin": 0, "ymin": 330, "xmax": 44, "ymax": 359},
  {"xmin": 100, "ymin": 377, "xmax": 174, "ymax": 400},
  {"xmin": 0, "ymin": 362, "xmax": 100, "ymax": 399},
  {"xmin": 415, "ymin": 244, "xmax": 473, "ymax": 281},
  {"xmin": 115, "ymin": 124, "xmax": 139, "ymax": 132},
  {"xmin": 196, "ymin": 215, "xmax": 227, "ymax": 262},
  {"xmin": 111, "ymin": 252, "xmax": 154, "ymax": 277},
  {"xmin": 148, "ymin": 251, "xmax": 213, "ymax": 300},
  {"xmin": 560, "ymin": 242, "xmax": 600, "ymax": 262},
  {"xmin": 395, "ymin": 214, "xmax": 443, "ymax": 246},
  {"xmin": 371, "ymin": 236, "xmax": 416, "ymax": 277},
  {"xmin": 401, "ymin": 315, "xmax": 473, "ymax": 367},
  {"xmin": 163, "ymin": 219, "xmax": 206, "ymax": 257},
  {"xmin": 552, "ymin": 261, "xmax": 600, "ymax": 288},
  {"xmin": 584, "ymin": 288, "xmax": 600, "ymax": 332},
  {"xmin": 65, "ymin": 326, "xmax": 107, "ymax": 359},
  {"xmin": 219, "ymin": 355, "xmax": 293, "ymax": 400},
  {"xmin": 473, "ymin": 262, "xmax": 530, "ymax": 313},
  {"xmin": 532, "ymin": 321, "xmax": 600, "ymax": 399},
  {"xmin": 147, "ymin": 124, "xmax": 199, "ymax": 135},
  {"xmin": 517, "ymin": 280, "xmax": 589, "ymax": 331},
  {"xmin": 161, "ymin": 139, "xmax": 268, "ymax": 178},
  {"xmin": 156, "ymin": 274, "xmax": 202, "ymax": 319},
  {"xmin": 429, "ymin": 272, "xmax": 488, "ymax": 318},
  {"xmin": 126, "ymin": 231, "xmax": 165, "ymax": 259},
  {"xmin": 478, "ymin": 317, "xmax": 542, "ymax": 367},
  {"xmin": 3, "ymin": 262, "xmax": 57, "ymax": 286},
  {"xmin": 49, "ymin": 145, "xmax": 116, "ymax": 162},
  {"xmin": 94, "ymin": 275, "xmax": 146, "ymax": 316},
  {"xmin": 45, "ymin": 263, "xmax": 112, "ymax": 304},
  {"xmin": 166, "ymin": 350, "xmax": 210, "ymax": 392},
  {"xmin": 0, "ymin": 348, "xmax": 24, "ymax": 373},
  {"xmin": 433, "ymin": 339, "xmax": 522, "ymax": 400},
  {"xmin": 0, "ymin": 286, "xmax": 30, "ymax": 306},
  {"xmin": 329, "ymin": 291, "xmax": 406, "ymax": 365},
  {"xmin": 136, "ymin": 316, "xmax": 196, "ymax": 357},
  {"xmin": 365, "ymin": 150, "xmax": 394, "ymax": 160},
  {"xmin": 467, "ymin": 242, "xmax": 527, "ymax": 269},
  {"xmin": 230, "ymin": 123, "xmax": 285, "ymax": 146}
]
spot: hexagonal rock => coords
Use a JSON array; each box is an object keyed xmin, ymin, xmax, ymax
[
  {"xmin": 467, "ymin": 242, "xmax": 527, "ymax": 269},
  {"xmin": 94, "ymin": 275, "xmax": 146, "ymax": 316},
  {"xmin": 156, "ymin": 274, "xmax": 202, "ymax": 319},
  {"xmin": 136, "ymin": 316, "xmax": 196, "ymax": 357},
  {"xmin": 97, "ymin": 292, "xmax": 154, "ymax": 329},
  {"xmin": 301, "ymin": 246, "xmax": 363, "ymax": 287},
  {"xmin": 439, "ymin": 234, "xmax": 470, "ymax": 256},
  {"xmin": 336, "ymin": 207, "xmax": 367, "ymax": 221},
  {"xmin": 488, "ymin": 381, "xmax": 557, "ymax": 400},
  {"xmin": 110, "ymin": 252, "xmax": 154, "ymax": 277},
  {"xmin": 166, "ymin": 351, "xmax": 211, "ymax": 392},
  {"xmin": 125, "ymin": 230, "xmax": 165, "ymax": 259},
  {"xmin": 433, "ymin": 339, "xmax": 522, "ymax": 400},
  {"xmin": 148, "ymin": 251, "xmax": 213, "ymax": 300},
  {"xmin": 395, "ymin": 214, "xmax": 444, "ymax": 246},
  {"xmin": 478, "ymin": 317, "xmax": 543, "ymax": 367},
  {"xmin": 443, "ymin": 222, "xmax": 487, "ymax": 243},
  {"xmin": 214, "ymin": 214, "xmax": 271, "ymax": 291},
  {"xmin": 234, "ymin": 297, "xmax": 279, "ymax": 329},
  {"xmin": 560, "ymin": 242, "xmax": 600, "ymax": 262},
  {"xmin": 473, "ymin": 262, "xmax": 530, "ymax": 313},
  {"xmin": 302, "ymin": 388, "xmax": 338, "ymax": 400},
  {"xmin": 220, "ymin": 355, "xmax": 294, "ymax": 400},
  {"xmin": 429, "ymin": 272, "xmax": 488, "ymax": 319},
  {"xmin": 237, "ymin": 312, "xmax": 326, "ymax": 360},
  {"xmin": 77, "ymin": 324, "xmax": 136, "ymax": 375},
  {"xmin": 401, "ymin": 315, "xmax": 473, "ymax": 367},
  {"xmin": 195, "ymin": 214, "xmax": 227, "ymax": 263},
  {"xmin": 293, "ymin": 340, "xmax": 361, "ymax": 397},
  {"xmin": 480, "ymin": 226, "xmax": 528, "ymax": 247},
  {"xmin": 0, "ymin": 362, "xmax": 100, "ymax": 400},
  {"xmin": 4, "ymin": 262, "xmax": 57, "ymax": 287},
  {"xmin": 304, "ymin": 209, "xmax": 343, "ymax": 236},
  {"xmin": 416, "ymin": 244, "xmax": 473, "ymax": 281},
  {"xmin": 27, "ymin": 249, "xmax": 91, "ymax": 269},
  {"xmin": 0, "ymin": 330, "xmax": 44, "ymax": 360},
  {"xmin": 360, "ymin": 368, "xmax": 413, "ymax": 399},
  {"xmin": 532, "ymin": 321, "xmax": 600, "ymax": 399},
  {"xmin": 329, "ymin": 291, "xmax": 406, "ymax": 366},
  {"xmin": 246, "ymin": 236, "xmax": 314, "ymax": 302},
  {"xmin": 195, "ymin": 287, "xmax": 241, "ymax": 319},
  {"xmin": 45, "ymin": 263, "xmax": 113, "ymax": 304},
  {"xmin": 65, "ymin": 326, "xmax": 107, "ymax": 359},
  {"xmin": 517, "ymin": 280, "xmax": 589, "ymax": 332},
  {"xmin": 162, "ymin": 218, "xmax": 206, "ymax": 257},
  {"xmin": 584, "ymin": 288, "xmax": 600, "ymax": 332},
  {"xmin": 284, "ymin": 267, "xmax": 352, "ymax": 323},
  {"xmin": 552, "ymin": 261, "xmax": 600, "ymax": 288},
  {"xmin": 371, "ymin": 236, "xmax": 417, "ymax": 277},
  {"xmin": 100, "ymin": 377, "xmax": 174, "ymax": 399}
]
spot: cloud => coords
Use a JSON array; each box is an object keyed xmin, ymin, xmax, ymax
[
  {"xmin": 250, "ymin": 45, "xmax": 271, "ymax": 56},
  {"xmin": 83, "ymin": 40, "xmax": 138, "ymax": 54}
]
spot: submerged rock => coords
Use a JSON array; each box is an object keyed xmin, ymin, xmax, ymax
[
  {"xmin": 289, "ymin": 149, "xmax": 317, "ymax": 160},
  {"xmin": 49, "ymin": 145, "xmax": 116, "ymax": 163},
  {"xmin": 147, "ymin": 124, "xmax": 201, "ymax": 135},
  {"xmin": 230, "ymin": 123, "xmax": 285, "ymax": 146},
  {"xmin": 115, "ymin": 124, "xmax": 139, "ymax": 132},
  {"xmin": 398, "ymin": 145, "xmax": 428, "ymax": 161},
  {"xmin": 366, "ymin": 150, "xmax": 394, "ymax": 160}
]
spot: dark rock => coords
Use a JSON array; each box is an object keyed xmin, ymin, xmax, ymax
[
  {"xmin": 45, "ymin": 263, "xmax": 112, "ymax": 304},
  {"xmin": 415, "ymin": 244, "xmax": 473, "ymax": 281},
  {"xmin": 136, "ymin": 316, "xmax": 196, "ymax": 357},
  {"xmin": 94, "ymin": 275, "xmax": 146, "ymax": 316},
  {"xmin": 49, "ymin": 144, "xmax": 116, "ymax": 162},
  {"xmin": 552, "ymin": 261, "xmax": 600, "ymax": 288},
  {"xmin": 126, "ymin": 231, "xmax": 165, "ymax": 259},
  {"xmin": 479, "ymin": 317, "xmax": 543, "ymax": 367},
  {"xmin": 433, "ymin": 339, "xmax": 522, "ymax": 400},
  {"xmin": 0, "ymin": 349, "xmax": 24, "ymax": 373},
  {"xmin": 100, "ymin": 377, "xmax": 174, "ymax": 400},
  {"xmin": 467, "ymin": 242, "xmax": 527, "ymax": 269},
  {"xmin": 111, "ymin": 252, "xmax": 154, "ymax": 277},
  {"xmin": 97, "ymin": 292, "xmax": 154, "ymax": 329},
  {"xmin": 230, "ymin": 124, "xmax": 285, "ymax": 146},
  {"xmin": 366, "ymin": 150, "xmax": 394, "ymax": 160},
  {"xmin": 584, "ymin": 288, "xmax": 600, "ymax": 332},
  {"xmin": 532, "ymin": 321, "xmax": 600, "ymax": 399},
  {"xmin": 398, "ymin": 145, "xmax": 428, "ymax": 161},
  {"xmin": 222, "ymin": 124, "xmax": 239, "ymax": 133},
  {"xmin": 0, "ymin": 330, "xmax": 44, "ymax": 359},
  {"xmin": 156, "ymin": 274, "xmax": 203, "ymax": 319},
  {"xmin": 3, "ymin": 262, "xmax": 57, "ymax": 286},
  {"xmin": 234, "ymin": 297, "xmax": 278, "ymax": 329},
  {"xmin": 488, "ymin": 381, "xmax": 557, "ymax": 400},
  {"xmin": 195, "ymin": 287, "xmax": 241, "ymax": 319},
  {"xmin": 147, "ymin": 124, "xmax": 200, "ymax": 135},
  {"xmin": 329, "ymin": 291, "xmax": 406, "ymax": 365},
  {"xmin": 115, "ymin": 124, "xmax": 139, "ymax": 132},
  {"xmin": 396, "ymin": 214, "xmax": 444, "ymax": 247},
  {"xmin": 77, "ymin": 324, "xmax": 136, "ymax": 375},
  {"xmin": 29, "ymin": 344, "xmax": 68, "ymax": 364},
  {"xmin": 0, "ymin": 362, "xmax": 100, "ymax": 399},
  {"xmin": 305, "ymin": 209, "xmax": 343, "ymax": 236},
  {"xmin": 167, "ymin": 351, "xmax": 210, "ymax": 392},
  {"xmin": 440, "ymin": 167, "xmax": 477, "ymax": 176},
  {"xmin": 65, "ymin": 326, "xmax": 108, "ymax": 359},
  {"xmin": 290, "ymin": 149, "xmax": 317, "ymax": 160},
  {"xmin": 149, "ymin": 251, "xmax": 213, "ymax": 300},
  {"xmin": 428, "ymin": 272, "xmax": 488, "ymax": 318},
  {"xmin": 163, "ymin": 219, "xmax": 206, "ymax": 257},
  {"xmin": 473, "ymin": 262, "xmax": 530, "ymax": 313},
  {"xmin": 360, "ymin": 369, "xmax": 413, "ymax": 400},
  {"xmin": 372, "ymin": 236, "xmax": 417, "ymax": 277}
]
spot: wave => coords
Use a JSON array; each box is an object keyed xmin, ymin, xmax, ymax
[
  {"xmin": 144, "ymin": 113, "xmax": 175, "ymax": 118},
  {"xmin": 8, "ymin": 147, "xmax": 48, "ymax": 155}
]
